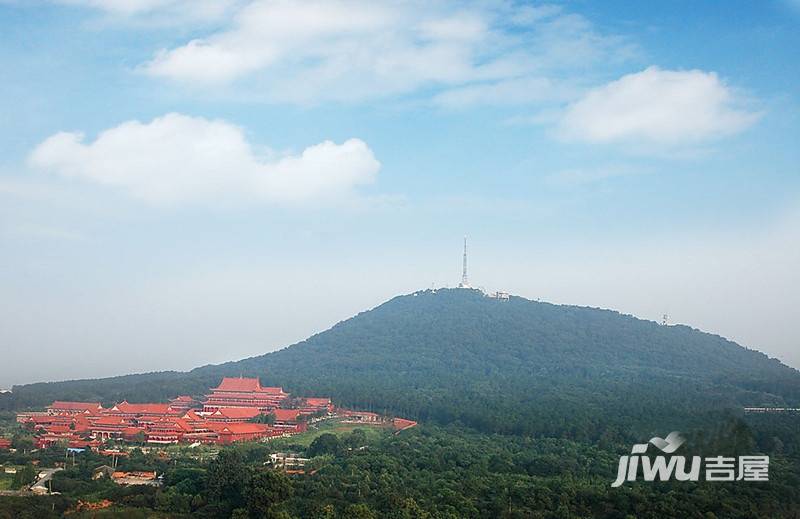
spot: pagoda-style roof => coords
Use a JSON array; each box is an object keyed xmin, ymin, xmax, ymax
[
  {"xmin": 211, "ymin": 377, "xmax": 284, "ymax": 394},
  {"xmin": 272, "ymin": 409, "xmax": 301, "ymax": 421},
  {"xmin": 110, "ymin": 402, "xmax": 177, "ymax": 415},
  {"xmin": 212, "ymin": 407, "xmax": 263, "ymax": 419},
  {"xmin": 50, "ymin": 401, "xmax": 103, "ymax": 412},
  {"xmin": 210, "ymin": 422, "xmax": 270, "ymax": 434},
  {"xmin": 304, "ymin": 398, "xmax": 331, "ymax": 406}
]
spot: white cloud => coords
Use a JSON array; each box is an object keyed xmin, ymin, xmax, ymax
[
  {"xmin": 28, "ymin": 113, "xmax": 380, "ymax": 205},
  {"xmin": 138, "ymin": 0, "xmax": 634, "ymax": 104},
  {"xmin": 52, "ymin": 0, "xmax": 239, "ymax": 21},
  {"xmin": 558, "ymin": 66, "xmax": 760, "ymax": 145}
]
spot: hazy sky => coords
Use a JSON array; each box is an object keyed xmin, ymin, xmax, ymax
[{"xmin": 1, "ymin": 1, "xmax": 799, "ymax": 387}]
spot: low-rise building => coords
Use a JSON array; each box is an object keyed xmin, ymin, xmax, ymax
[
  {"xmin": 48, "ymin": 401, "xmax": 104, "ymax": 415},
  {"xmin": 203, "ymin": 377, "xmax": 288, "ymax": 412},
  {"xmin": 111, "ymin": 471, "xmax": 161, "ymax": 486}
]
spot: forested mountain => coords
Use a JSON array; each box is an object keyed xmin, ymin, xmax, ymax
[{"xmin": 6, "ymin": 289, "xmax": 799, "ymax": 439}]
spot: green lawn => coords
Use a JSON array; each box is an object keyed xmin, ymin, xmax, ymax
[
  {"xmin": 270, "ymin": 419, "xmax": 390, "ymax": 449},
  {"xmin": 0, "ymin": 413, "xmax": 22, "ymax": 437},
  {"xmin": 0, "ymin": 474, "xmax": 15, "ymax": 490}
]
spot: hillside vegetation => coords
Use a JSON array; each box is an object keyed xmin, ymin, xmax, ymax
[{"xmin": 5, "ymin": 289, "xmax": 798, "ymax": 440}]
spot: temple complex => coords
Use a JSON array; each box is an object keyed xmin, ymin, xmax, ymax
[{"xmin": 16, "ymin": 376, "xmax": 415, "ymax": 449}]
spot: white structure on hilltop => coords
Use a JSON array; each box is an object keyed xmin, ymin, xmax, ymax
[{"xmin": 457, "ymin": 236, "xmax": 471, "ymax": 288}]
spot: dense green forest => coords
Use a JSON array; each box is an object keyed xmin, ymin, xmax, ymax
[
  {"xmin": 2, "ymin": 416, "xmax": 799, "ymax": 518},
  {"xmin": 2, "ymin": 289, "xmax": 800, "ymax": 516},
  {"xmin": 4, "ymin": 289, "xmax": 799, "ymax": 439}
]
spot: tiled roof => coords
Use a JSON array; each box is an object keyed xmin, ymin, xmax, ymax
[
  {"xmin": 214, "ymin": 408, "xmax": 263, "ymax": 419},
  {"xmin": 272, "ymin": 409, "xmax": 301, "ymax": 421},
  {"xmin": 214, "ymin": 377, "xmax": 262, "ymax": 392},
  {"xmin": 182, "ymin": 410, "xmax": 204, "ymax": 420},
  {"xmin": 44, "ymin": 425, "xmax": 72, "ymax": 434},
  {"xmin": 92, "ymin": 416, "xmax": 128, "ymax": 426},
  {"xmin": 50, "ymin": 401, "xmax": 102, "ymax": 411},
  {"xmin": 304, "ymin": 398, "xmax": 331, "ymax": 406},
  {"xmin": 112, "ymin": 402, "xmax": 176, "ymax": 415},
  {"xmin": 212, "ymin": 377, "xmax": 285, "ymax": 394},
  {"xmin": 217, "ymin": 423, "xmax": 270, "ymax": 434}
]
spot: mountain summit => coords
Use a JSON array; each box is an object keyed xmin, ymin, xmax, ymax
[{"xmin": 7, "ymin": 289, "xmax": 800, "ymax": 436}]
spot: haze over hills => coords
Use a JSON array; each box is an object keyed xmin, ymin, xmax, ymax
[{"xmin": 5, "ymin": 289, "xmax": 800, "ymax": 437}]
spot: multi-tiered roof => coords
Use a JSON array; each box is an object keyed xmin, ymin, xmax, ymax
[{"xmin": 202, "ymin": 377, "xmax": 288, "ymax": 412}]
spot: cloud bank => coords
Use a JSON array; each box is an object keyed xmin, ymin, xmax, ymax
[
  {"xmin": 139, "ymin": 1, "xmax": 635, "ymax": 104},
  {"xmin": 558, "ymin": 67, "xmax": 760, "ymax": 145},
  {"xmin": 52, "ymin": 0, "xmax": 237, "ymax": 21},
  {"xmin": 29, "ymin": 113, "xmax": 380, "ymax": 205}
]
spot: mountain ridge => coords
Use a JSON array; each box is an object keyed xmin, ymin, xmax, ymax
[{"xmin": 4, "ymin": 288, "xmax": 799, "ymax": 438}]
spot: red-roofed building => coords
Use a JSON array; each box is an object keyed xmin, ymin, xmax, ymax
[
  {"xmin": 203, "ymin": 377, "xmax": 288, "ymax": 412},
  {"xmin": 72, "ymin": 416, "xmax": 92, "ymax": 434},
  {"xmin": 340, "ymin": 410, "xmax": 382, "ymax": 423},
  {"xmin": 392, "ymin": 418, "xmax": 417, "ymax": 432},
  {"xmin": 207, "ymin": 407, "xmax": 263, "ymax": 423},
  {"xmin": 0, "ymin": 438, "xmax": 11, "ymax": 450},
  {"xmin": 181, "ymin": 410, "xmax": 208, "ymax": 426},
  {"xmin": 91, "ymin": 416, "xmax": 131, "ymax": 440},
  {"xmin": 121, "ymin": 427, "xmax": 146, "ymax": 442},
  {"xmin": 168, "ymin": 395, "xmax": 198, "ymax": 413},
  {"xmin": 15, "ymin": 411, "xmax": 49, "ymax": 423},
  {"xmin": 271, "ymin": 409, "xmax": 306, "ymax": 432},
  {"xmin": 48, "ymin": 401, "xmax": 104, "ymax": 415},
  {"xmin": 299, "ymin": 397, "xmax": 334, "ymax": 415},
  {"xmin": 23, "ymin": 414, "xmax": 75, "ymax": 427},
  {"xmin": 21, "ymin": 378, "xmax": 354, "ymax": 448},
  {"xmin": 43, "ymin": 424, "xmax": 72, "ymax": 435},
  {"xmin": 146, "ymin": 418, "xmax": 193, "ymax": 444},
  {"xmin": 108, "ymin": 402, "xmax": 181, "ymax": 418},
  {"xmin": 35, "ymin": 429, "xmax": 79, "ymax": 449},
  {"xmin": 208, "ymin": 422, "xmax": 277, "ymax": 444}
]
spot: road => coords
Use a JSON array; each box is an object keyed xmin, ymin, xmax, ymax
[{"xmin": 30, "ymin": 467, "xmax": 63, "ymax": 494}]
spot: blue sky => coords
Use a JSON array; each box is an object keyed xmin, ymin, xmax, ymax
[{"xmin": 1, "ymin": 1, "xmax": 798, "ymax": 386}]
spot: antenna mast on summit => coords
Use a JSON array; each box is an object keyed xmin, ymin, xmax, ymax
[{"xmin": 458, "ymin": 236, "xmax": 470, "ymax": 288}]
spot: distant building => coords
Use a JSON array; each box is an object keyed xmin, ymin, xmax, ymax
[
  {"xmin": 272, "ymin": 409, "xmax": 303, "ymax": 430},
  {"xmin": 92, "ymin": 465, "xmax": 115, "ymax": 480},
  {"xmin": 168, "ymin": 395, "xmax": 199, "ymax": 413},
  {"xmin": 340, "ymin": 410, "xmax": 382, "ymax": 423},
  {"xmin": 18, "ymin": 376, "xmax": 408, "ymax": 448},
  {"xmin": 90, "ymin": 416, "xmax": 129, "ymax": 440},
  {"xmin": 145, "ymin": 418, "xmax": 193, "ymax": 444},
  {"xmin": 207, "ymin": 407, "xmax": 263, "ymax": 423},
  {"xmin": 392, "ymin": 418, "xmax": 418, "ymax": 432},
  {"xmin": 48, "ymin": 401, "xmax": 104, "ymax": 415},
  {"xmin": 111, "ymin": 471, "xmax": 160, "ymax": 486},
  {"xmin": 207, "ymin": 423, "xmax": 279, "ymax": 444},
  {"xmin": 269, "ymin": 452, "xmax": 310, "ymax": 473},
  {"xmin": 107, "ymin": 401, "xmax": 181, "ymax": 418},
  {"xmin": 16, "ymin": 411, "xmax": 49, "ymax": 423},
  {"xmin": 744, "ymin": 407, "xmax": 800, "ymax": 413},
  {"xmin": 203, "ymin": 377, "xmax": 288, "ymax": 412},
  {"xmin": 299, "ymin": 397, "xmax": 334, "ymax": 415}
]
